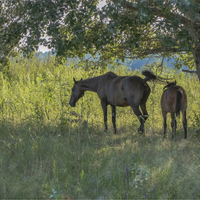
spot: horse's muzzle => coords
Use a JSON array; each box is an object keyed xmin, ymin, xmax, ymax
[{"xmin": 69, "ymin": 101, "xmax": 75, "ymax": 107}]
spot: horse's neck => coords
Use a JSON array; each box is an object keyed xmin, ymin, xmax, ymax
[{"xmin": 80, "ymin": 76, "xmax": 101, "ymax": 92}]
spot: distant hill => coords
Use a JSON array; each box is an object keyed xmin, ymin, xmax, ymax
[
  {"xmin": 123, "ymin": 58, "xmax": 176, "ymax": 70},
  {"xmin": 34, "ymin": 52, "xmax": 53, "ymax": 59},
  {"xmin": 35, "ymin": 52, "xmax": 188, "ymax": 70}
]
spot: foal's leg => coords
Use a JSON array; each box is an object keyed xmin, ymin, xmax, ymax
[
  {"xmin": 101, "ymin": 100, "xmax": 108, "ymax": 131},
  {"xmin": 171, "ymin": 112, "xmax": 176, "ymax": 138},
  {"xmin": 182, "ymin": 110, "xmax": 187, "ymax": 139},
  {"xmin": 162, "ymin": 110, "xmax": 167, "ymax": 138},
  {"xmin": 111, "ymin": 105, "xmax": 117, "ymax": 133},
  {"xmin": 130, "ymin": 105, "xmax": 144, "ymax": 133}
]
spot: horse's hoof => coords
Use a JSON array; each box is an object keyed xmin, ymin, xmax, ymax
[{"xmin": 138, "ymin": 127, "xmax": 144, "ymax": 134}]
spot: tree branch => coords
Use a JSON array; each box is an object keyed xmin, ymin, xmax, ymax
[
  {"xmin": 182, "ymin": 69, "xmax": 197, "ymax": 74},
  {"xmin": 123, "ymin": 0, "xmax": 200, "ymax": 31}
]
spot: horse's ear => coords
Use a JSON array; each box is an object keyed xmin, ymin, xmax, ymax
[
  {"xmin": 80, "ymin": 78, "xmax": 83, "ymax": 81},
  {"xmin": 73, "ymin": 77, "xmax": 77, "ymax": 83},
  {"xmin": 174, "ymin": 80, "xmax": 177, "ymax": 85}
]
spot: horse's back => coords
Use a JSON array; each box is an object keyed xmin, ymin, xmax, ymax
[
  {"xmin": 103, "ymin": 71, "xmax": 118, "ymax": 79},
  {"xmin": 161, "ymin": 85, "xmax": 187, "ymax": 112},
  {"xmin": 122, "ymin": 76, "xmax": 150, "ymax": 101},
  {"xmin": 98, "ymin": 73, "xmax": 150, "ymax": 106}
]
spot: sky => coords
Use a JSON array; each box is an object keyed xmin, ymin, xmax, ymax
[{"xmin": 38, "ymin": 45, "xmax": 49, "ymax": 53}]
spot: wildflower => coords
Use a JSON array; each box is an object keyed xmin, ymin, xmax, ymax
[
  {"xmin": 124, "ymin": 191, "xmax": 128, "ymax": 199},
  {"xmin": 126, "ymin": 166, "xmax": 129, "ymax": 177}
]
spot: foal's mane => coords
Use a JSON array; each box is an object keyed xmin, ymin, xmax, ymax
[{"xmin": 163, "ymin": 81, "xmax": 177, "ymax": 90}]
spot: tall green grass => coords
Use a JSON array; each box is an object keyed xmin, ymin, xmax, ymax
[{"xmin": 1, "ymin": 57, "xmax": 200, "ymax": 199}]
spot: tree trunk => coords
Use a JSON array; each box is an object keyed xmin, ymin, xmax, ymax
[{"xmin": 193, "ymin": 45, "xmax": 200, "ymax": 81}]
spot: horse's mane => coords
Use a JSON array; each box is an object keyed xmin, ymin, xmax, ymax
[{"xmin": 163, "ymin": 81, "xmax": 177, "ymax": 90}]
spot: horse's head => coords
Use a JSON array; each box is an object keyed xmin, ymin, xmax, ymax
[
  {"xmin": 163, "ymin": 80, "xmax": 177, "ymax": 90},
  {"xmin": 69, "ymin": 77, "xmax": 84, "ymax": 107}
]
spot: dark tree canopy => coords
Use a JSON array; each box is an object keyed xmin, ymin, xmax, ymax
[{"xmin": 1, "ymin": 0, "xmax": 200, "ymax": 78}]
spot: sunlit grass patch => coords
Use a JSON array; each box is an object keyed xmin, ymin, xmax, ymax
[{"xmin": 1, "ymin": 58, "xmax": 200, "ymax": 198}]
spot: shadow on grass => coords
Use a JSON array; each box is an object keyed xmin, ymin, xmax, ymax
[{"xmin": 0, "ymin": 119, "xmax": 200, "ymax": 199}]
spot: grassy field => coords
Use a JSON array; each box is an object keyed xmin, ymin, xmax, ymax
[{"xmin": 1, "ymin": 57, "xmax": 200, "ymax": 199}]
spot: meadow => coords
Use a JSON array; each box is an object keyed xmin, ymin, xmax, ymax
[{"xmin": 1, "ymin": 56, "xmax": 200, "ymax": 199}]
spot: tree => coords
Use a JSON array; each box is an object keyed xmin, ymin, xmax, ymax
[{"xmin": 1, "ymin": 0, "xmax": 200, "ymax": 79}]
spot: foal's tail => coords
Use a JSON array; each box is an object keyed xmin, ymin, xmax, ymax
[
  {"xmin": 176, "ymin": 90, "xmax": 182, "ymax": 117},
  {"xmin": 142, "ymin": 70, "xmax": 169, "ymax": 83}
]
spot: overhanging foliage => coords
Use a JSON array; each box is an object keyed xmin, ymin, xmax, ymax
[{"xmin": 1, "ymin": 0, "xmax": 200, "ymax": 72}]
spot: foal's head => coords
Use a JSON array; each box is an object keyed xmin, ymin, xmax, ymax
[
  {"xmin": 163, "ymin": 80, "xmax": 177, "ymax": 90},
  {"xmin": 69, "ymin": 78, "xmax": 84, "ymax": 107}
]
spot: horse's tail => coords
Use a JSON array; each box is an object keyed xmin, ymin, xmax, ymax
[
  {"xmin": 142, "ymin": 70, "xmax": 157, "ymax": 82},
  {"xmin": 142, "ymin": 70, "xmax": 170, "ymax": 83},
  {"xmin": 176, "ymin": 90, "xmax": 182, "ymax": 117}
]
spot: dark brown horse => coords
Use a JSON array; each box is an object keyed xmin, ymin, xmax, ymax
[
  {"xmin": 161, "ymin": 81, "xmax": 187, "ymax": 139},
  {"xmin": 69, "ymin": 70, "xmax": 159, "ymax": 134}
]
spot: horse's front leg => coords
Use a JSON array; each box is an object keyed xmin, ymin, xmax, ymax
[
  {"xmin": 111, "ymin": 105, "xmax": 117, "ymax": 133},
  {"xmin": 101, "ymin": 100, "xmax": 108, "ymax": 131}
]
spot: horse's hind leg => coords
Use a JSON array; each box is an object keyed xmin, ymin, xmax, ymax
[
  {"xmin": 111, "ymin": 105, "xmax": 117, "ymax": 133},
  {"xmin": 140, "ymin": 103, "xmax": 149, "ymax": 122},
  {"xmin": 101, "ymin": 100, "xmax": 108, "ymax": 131},
  {"xmin": 162, "ymin": 110, "xmax": 167, "ymax": 138},
  {"xmin": 131, "ymin": 105, "xmax": 144, "ymax": 133},
  {"xmin": 171, "ymin": 112, "xmax": 176, "ymax": 138},
  {"xmin": 182, "ymin": 110, "xmax": 187, "ymax": 139}
]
